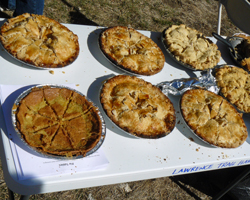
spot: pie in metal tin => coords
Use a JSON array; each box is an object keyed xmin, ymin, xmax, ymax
[
  {"xmin": 12, "ymin": 85, "xmax": 105, "ymax": 158},
  {"xmin": 99, "ymin": 26, "xmax": 165, "ymax": 76},
  {"xmin": 100, "ymin": 75, "xmax": 176, "ymax": 138},
  {"xmin": 180, "ymin": 88, "xmax": 247, "ymax": 148},
  {"xmin": 0, "ymin": 13, "xmax": 79, "ymax": 68},
  {"xmin": 215, "ymin": 65, "xmax": 250, "ymax": 113},
  {"xmin": 163, "ymin": 24, "xmax": 221, "ymax": 71}
]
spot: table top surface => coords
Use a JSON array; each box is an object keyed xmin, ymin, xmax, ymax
[{"xmin": 0, "ymin": 19, "xmax": 250, "ymax": 195}]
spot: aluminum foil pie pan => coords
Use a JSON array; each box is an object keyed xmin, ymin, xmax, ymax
[
  {"xmin": 11, "ymin": 84, "xmax": 106, "ymax": 160},
  {"xmin": 99, "ymin": 76, "xmax": 176, "ymax": 139}
]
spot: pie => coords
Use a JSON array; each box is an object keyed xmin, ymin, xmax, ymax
[
  {"xmin": 215, "ymin": 65, "xmax": 250, "ymax": 113},
  {"xmin": 234, "ymin": 34, "xmax": 250, "ymax": 71},
  {"xmin": 14, "ymin": 86, "xmax": 103, "ymax": 157},
  {"xmin": 99, "ymin": 26, "xmax": 165, "ymax": 75},
  {"xmin": 180, "ymin": 89, "xmax": 248, "ymax": 148},
  {"xmin": 163, "ymin": 24, "xmax": 221, "ymax": 70},
  {"xmin": 0, "ymin": 13, "xmax": 79, "ymax": 68},
  {"xmin": 100, "ymin": 75, "xmax": 176, "ymax": 138}
]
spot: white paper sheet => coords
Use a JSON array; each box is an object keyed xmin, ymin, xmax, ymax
[{"xmin": 0, "ymin": 84, "xmax": 109, "ymax": 180}]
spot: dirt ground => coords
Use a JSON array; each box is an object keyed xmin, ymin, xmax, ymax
[{"xmin": 0, "ymin": 0, "xmax": 249, "ymax": 199}]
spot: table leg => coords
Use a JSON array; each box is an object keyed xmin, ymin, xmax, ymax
[
  {"xmin": 8, "ymin": 188, "xmax": 30, "ymax": 200},
  {"xmin": 212, "ymin": 165, "xmax": 250, "ymax": 200},
  {"xmin": 19, "ymin": 195, "xmax": 30, "ymax": 200},
  {"xmin": 8, "ymin": 188, "xmax": 14, "ymax": 200},
  {"xmin": 217, "ymin": 0, "xmax": 223, "ymax": 35}
]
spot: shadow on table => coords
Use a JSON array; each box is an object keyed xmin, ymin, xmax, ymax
[
  {"xmin": 149, "ymin": 31, "xmax": 198, "ymax": 79},
  {"xmin": 0, "ymin": 97, "xmax": 44, "ymax": 197},
  {"xmin": 87, "ymin": 28, "xmax": 135, "ymax": 75},
  {"xmin": 0, "ymin": 85, "xmax": 50, "ymax": 158}
]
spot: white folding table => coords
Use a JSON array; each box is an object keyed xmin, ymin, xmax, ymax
[{"xmin": 0, "ymin": 19, "xmax": 250, "ymax": 198}]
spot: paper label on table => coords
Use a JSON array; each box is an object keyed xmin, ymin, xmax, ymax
[{"xmin": 0, "ymin": 84, "xmax": 109, "ymax": 180}]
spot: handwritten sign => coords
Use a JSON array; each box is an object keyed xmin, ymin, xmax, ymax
[
  {"xmin": 59, "ymin": 162, "xmax": 74, "ymax": 167},
  {"xmin": 172, "ymin": 159, "xmax": 250, "ymax": 175},
  {"xmin": 172, "ymin": 165, "xmax": 213, "ymax": 175}
]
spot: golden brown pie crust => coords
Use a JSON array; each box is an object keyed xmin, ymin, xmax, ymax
[
  {"xmin": 100, "ymin": 75, "xmax": 176, "ymax": 138},
  {"xmin": 15, "ymin": 86, "xmax": 103, "ymax": 157},
  {"xmin": 163, "ymin": 24, "xmax": 221, "ymax": 70},
  {"xmin": 0, "ymin": 13, "xmax": 79, "ymax": 68},
  {"xmin": 181, "ymin": 89, "xmax": 248, "ymax": 148},
  {"xmin": 99, "ymin": 26, "xmax": 165, "ymax": 76},
  {"xmin": 215, "ymin": 65, "xmax": 250, "ymax": 113}
]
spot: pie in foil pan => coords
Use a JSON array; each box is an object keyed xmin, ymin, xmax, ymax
[{"xmin": 12, "ymin": 84, "xmax": 106, "ymax": 159}]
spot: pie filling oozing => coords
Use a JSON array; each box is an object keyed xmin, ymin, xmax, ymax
[
  {"xmin": 14, "ymin": 86, "xmax": 103, "ymax": 157},
  {"xmin": 181, "ymin": 89, "xmax": 248, "ymax": 148},
  {"xmin": 163, "ymin": 24, "xmax": 221, "ymax": 70},
  {"xmin": 0, "ymin": 13, "xmax": 79, "ymax": 68},
  {"xmin": 100, "ymin": 75, "xmax": 176, "ymax": 138},
  {"xmin": 99, "ymin": 26, "xmax": 165, "ymax": 76},
  {"xmin": 215, "ymin": 65, "xmax": 250, "ymax": 113}
]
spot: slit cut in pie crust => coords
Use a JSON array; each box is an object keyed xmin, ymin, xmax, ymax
[
  {"xmin": 180, "ymin": 89, "xmax": 248, "ymax": 148},
  {"xmin": 99, "ymin": 26, "xmax": 165, "ymax": 76},
  {"xmin": 100, "ymin": 75, "xmax": 176, "ymax": 138},
  {"xmin": 14, "ymin": 86, "xmax": 103, "ymax": 157},
  {"xmin": 0, "ymin": 13, "xmax": 79, "ymax": 68}
]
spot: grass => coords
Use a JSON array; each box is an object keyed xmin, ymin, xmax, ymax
[{"xmin": 41, "ymin": 0, "xmax": 240, "ymax": 35}]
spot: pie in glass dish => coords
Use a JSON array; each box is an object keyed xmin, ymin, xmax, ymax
[
  {"xmin": 0, "ymin": 13, "xmax": 79, "ymax": 68},
  {"xmin": 100, "ymin": 75, "xmax": 176, "ymax": 138},
  {"xmin": 215, "ymin": 65, "xmax": 250, "ymax": 113},
  {"xmin": 163, "ymin": 24, "xmax": 221, "ymax": 70},
  {"xmin": 180, "ymin": 89, "xmax": 248, "ymax": 148},
  {"xmin": 13, "ymin": 85, "xmax": 103, "ymax": 157},
  {"xmin": 99, "ymin": 26, "xmax": 165, "ymax": 76}
]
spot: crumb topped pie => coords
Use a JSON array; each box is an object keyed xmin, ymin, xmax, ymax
[
  {"xmin": 215, "ymin": 65, "xmax": 250, "ymax": 113},
  {"xmin": 100, "ymin": 75, "xmax": 176, "ymax": 138},
  {"xmin": 163, "ymin": 24, "xmax": 221, "ymax": 70},
  {"xmin": 0, "ymin": 13, "xmax": 79, "ymax": 68},
  {"xmin": 181, "ymin": 89, "xmax": 247, "ymax": 148},
  {"xmin": 14, "ymin": 86, "xmax": 103, "ymax": 157},
  {"xmin": 99, "ymin": 26, "xmax": 165, "ymax": 76}
]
